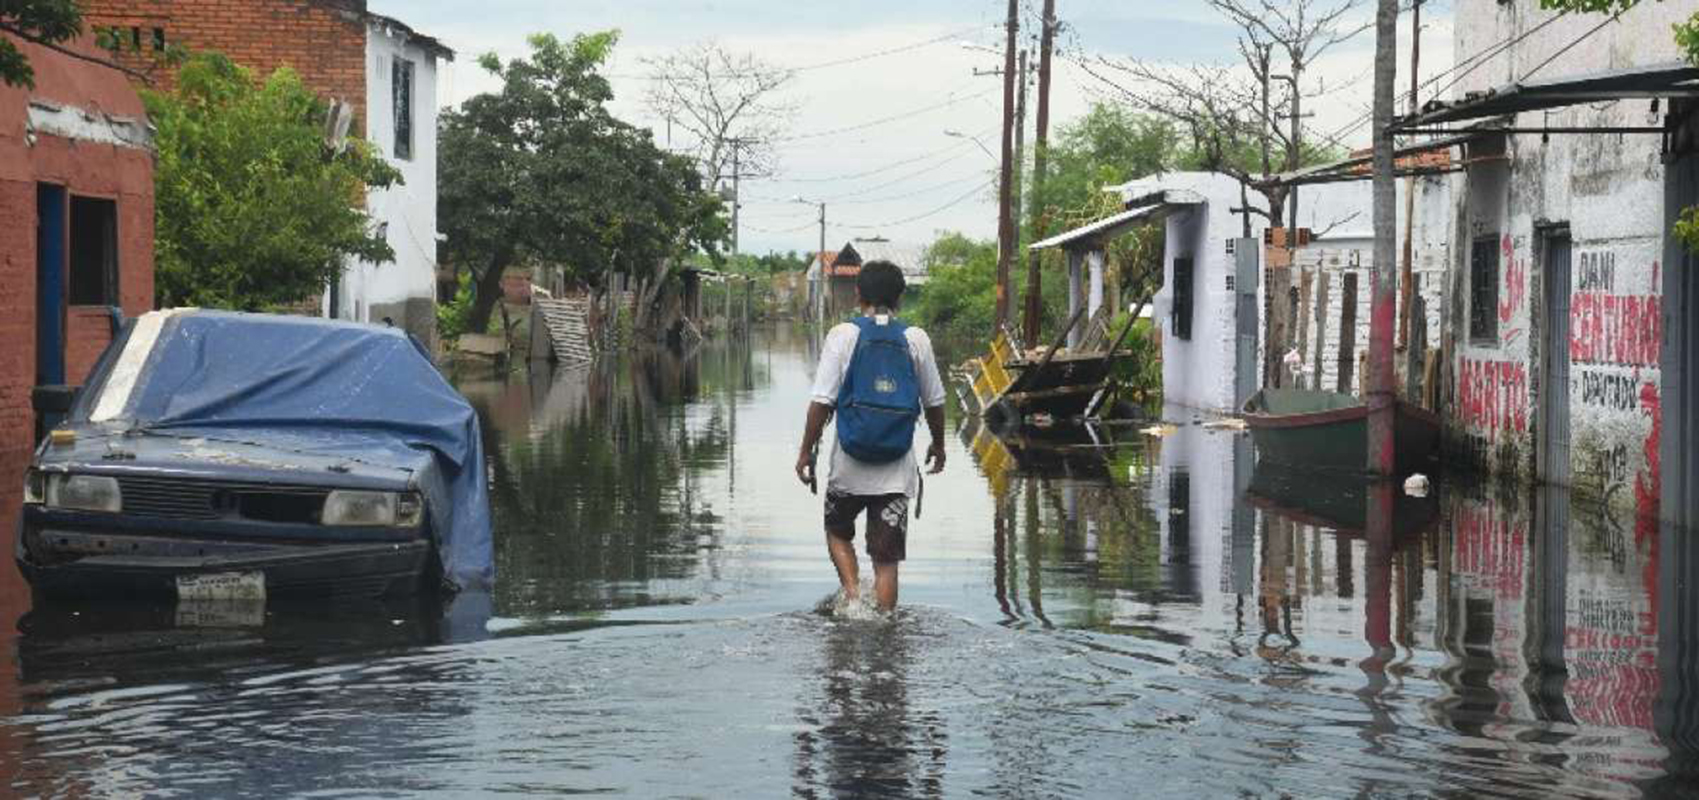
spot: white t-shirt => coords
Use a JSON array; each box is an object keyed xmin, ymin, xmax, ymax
[{"xmin": 810, "ymin": 316, "xmax": 947, "ymax": 498}]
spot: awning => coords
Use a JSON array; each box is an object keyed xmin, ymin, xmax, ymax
[
  {"xmin": 1392, "ymin": 62, "xmax": 1699, "ymax": 131},
  {"xmin": 1029, "ymin": 190, "xmax": 1202, "ymax": 251}
]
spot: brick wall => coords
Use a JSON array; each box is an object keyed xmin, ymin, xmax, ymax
[
  {"xmin": 1, "ymin": 34, "xmax": 155, "ymax": 459},
  {"xmin": 82, "ymin": 0, "xmax": 370, "ymax": 132}
]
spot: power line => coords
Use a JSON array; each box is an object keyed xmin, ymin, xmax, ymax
[
  {"xmin": 790, "ymin": 26, "xmax": 994, "ymax": 73},
  {"xmin": 763, "ymin": 124, "xmax": 997, "ymax": 183},
  {"xmin": 605, "ymin": 25, "xmax": 998, "ymax": 81},
  {"xmin": 743, "ymin": 218, "xmax": 821, "ymax": 235},
  {"xmin": 774, "ymin": 86, "xmax": 997, "ymax": 142},
  {"xmin": 838, "ymin": 179, "xmax": 995, "ymax": 229}
]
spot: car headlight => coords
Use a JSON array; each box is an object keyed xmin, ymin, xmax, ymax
[
  {"xmin": 22, "ymin": 469, "xmax": 44, "ymax": 505},
  {"xmin": 44, "ymin": 474, "xmax": 121, "ymax": 513},
  {"xmin": 322, "ymin": 490, "xmax": 424, "ymax": 527}
]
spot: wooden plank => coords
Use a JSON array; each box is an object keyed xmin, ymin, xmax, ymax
[
  {"xmin": 1295, "ymin": 268, "xmax": 1314, "ymax": 377},
  {"xmin": 1311, "ymin": 270, "xmax": 1331, "ymax": 392},
  {"xmin": 1337, "ymin": 272, "xmax": 1359, "ymax": 394},
  {"xmin": 1266, "ymin": 267, "xmax": 1292, "ymax": 389}
]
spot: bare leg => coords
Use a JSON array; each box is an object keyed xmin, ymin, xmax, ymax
[
  {"xmin": 826, "ymin": 532, "xmax": 860, "ymax": 598},
  {"xmin": 873, "ymin": 561, "xmax": 899, "ymax": 611}
]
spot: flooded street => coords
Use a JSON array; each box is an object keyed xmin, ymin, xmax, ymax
[{"xmin": 0, "ymin": 327, "xmax": 1695, "ymax": 797}]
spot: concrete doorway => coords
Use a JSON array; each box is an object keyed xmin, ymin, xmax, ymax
[{"xmin": 1539, "ymin": 230, "xmax": 1573, "ymax": 486}]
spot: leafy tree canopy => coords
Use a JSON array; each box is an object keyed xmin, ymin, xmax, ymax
[
  {"xmin": 439, "ymin": 31, "xmax": 728, "ymax": 333},
  {"xmin": 0, "ymin": 0, "xmax": 80, "ymax": 88},
  {"xmin": 145, "ymin": 53, "xmax": 399, "ymax": 310}
]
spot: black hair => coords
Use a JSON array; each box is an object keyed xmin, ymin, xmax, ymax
[{"xmin": 856, "ymin": 259, "xmax": 906, "ymax": 310}]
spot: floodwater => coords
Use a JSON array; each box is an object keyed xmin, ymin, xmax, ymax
[{"xmin": 0, "ymin": 327, "xmax": 1697, "ymax": 797}]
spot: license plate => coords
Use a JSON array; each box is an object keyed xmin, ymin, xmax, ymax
[
  {"xmin": 175, "ymin": 599, "xmax": 266, "ymax": 628},
  {"xmin": 176, "ymin": 571, "xmax": 266, "ymax": 601}
]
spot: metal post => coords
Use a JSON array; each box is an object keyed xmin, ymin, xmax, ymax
[
  {"xmin": 1368, "ymin": 0, "xmax": 1399, "ymax": 476},
  {"xmin": 994, "ymin": 0, "xmax": 1018, "ymax": 331}
]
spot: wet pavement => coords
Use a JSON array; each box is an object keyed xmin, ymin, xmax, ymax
[{"xmin": 1, "ymin": 326, "xmax": 1697, "ymax": 796}]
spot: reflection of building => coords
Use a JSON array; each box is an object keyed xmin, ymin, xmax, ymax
[
  {"xmin": 0, "ymin": 33, "xmax": 155, "ymax": 453},
  {"xmin": 84, "ymin": 0, "xmax": 454, "ymax": 347}
]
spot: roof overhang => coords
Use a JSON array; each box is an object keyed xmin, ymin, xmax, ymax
[
  {"xmin": 1029, "ymin": 190, "xmax": 1202, "ymax": 251},
  {"xmin": 1390, "ymin": 62, "xmax": 1699, "ymax": 132},
  {"xmin": 1263, "ymin": 131, "xmax": 1475, "ymax": 187}
]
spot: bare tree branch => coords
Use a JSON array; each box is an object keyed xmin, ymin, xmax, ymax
[{"xmin": 643, "ymin": 42, "xmax": 795, "ymax": 184}]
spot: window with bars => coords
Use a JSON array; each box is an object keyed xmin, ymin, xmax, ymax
[
  {"xmin": 393, "ymin": 57, "xmax": 414, "ymax": 161},
  {"xmin": 1470, "ymin": 235, "xmax": 1499, "ymax": 343}
]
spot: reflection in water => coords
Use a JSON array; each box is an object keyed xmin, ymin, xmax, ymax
[
  {"xmin": 1, "ymin": 330, "xmax": 1698, "ymax": 795},
  {"xmin": 791, "ymin": 616, "xmax": 947, "ymax": 798}
]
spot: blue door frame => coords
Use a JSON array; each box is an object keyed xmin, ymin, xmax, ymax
[{"xmin": 36, "ymin": 184, "xmax": 66, "ymax": 387}]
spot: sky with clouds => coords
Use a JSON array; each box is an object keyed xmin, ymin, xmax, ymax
[{"xmin": 372, "ymin": 0, "xmax": 1456, "ymax": 257}]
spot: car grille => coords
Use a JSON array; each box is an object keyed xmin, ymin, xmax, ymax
[{"xmin": 117, "ymin": 476, "xmax": 331, "ymax": 523}]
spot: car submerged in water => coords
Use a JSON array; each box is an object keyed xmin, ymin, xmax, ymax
[{"xmin": 19, "ymin": 310, "xmax": 493, "ymax": 601}]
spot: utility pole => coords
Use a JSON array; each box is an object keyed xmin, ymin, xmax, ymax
[
  {"xmin": 1397, "ymin": 0, "xmax": 1422, "ymax": 351},
  {"xmin": 1022, "ymin": 0, "xmax": 1056, "ymax": 345},
  {"xmin": 1288, "ymin": 68, "xmax": 1301, "ymax": 230},
  {"xmin": 816, "ymin": 202, "xmax": 827, "ymax": 323},
  {"xmin": 1368, "ymin": 0, "xmax": 1399, "ymax": 476},
  {"xmin": 730, "ymin": 142, "xmax": 742, "ymax": 257},
  {"xmin": 1013, "ymin": 49, "xmax": 1028, "ymax": 227},
  {"xmin": 994, "ymin": 0, "xmax": 1018, "ymax": 331}
]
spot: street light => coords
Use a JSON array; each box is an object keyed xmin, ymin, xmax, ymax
[{"xmin": 944, "ymin": 129, "xmax": 997, "ymax": 161}]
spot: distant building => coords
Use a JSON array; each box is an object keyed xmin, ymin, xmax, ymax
[
  {"xmin": 82, "ymin": 0, "xmax": 453, "ymax": 346},
  {"xmin": 0, "ymin": 33, "xmax": 155, "ymax": 454},
  {"xmin": 820, "ymin": 237, "xmax": 928, "ymax": 320}
]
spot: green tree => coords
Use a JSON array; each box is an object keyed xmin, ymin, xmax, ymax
[
  {"xmin": 145, "ymin": 53, "xmax": 399, "ymax": 310},
  {"xmin": 439, "ymin": 32, "xmax": 727, "ymax": 336},
  {"xmin": 908, "ymin": 233, "xmax": 1000, "ymax": 340},
  {"xmin": 0, "ymin": 0, "xmax": 80, "ymax": 88}
]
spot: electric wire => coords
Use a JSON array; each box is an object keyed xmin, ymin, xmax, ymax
[{"xmin": 836, "ymin": 179, "xmax": 995, "ymax": 229}]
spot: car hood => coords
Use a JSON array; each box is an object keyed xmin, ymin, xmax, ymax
[{"xmin": 34, "ymin": 425, "xmax": 421, "ymax": 491}]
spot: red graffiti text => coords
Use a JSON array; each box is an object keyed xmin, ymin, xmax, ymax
[
  {"xmin": 1458, "ymin": 357, "xmax": 1529, "ymax": 438},
  {"xmin": 1498, "ymin": 234, "xmax": 1527, "ymax": 323},
  {"xmin": 1570, "ymin": 292, "xmax": 1661, "ymax": 366}
]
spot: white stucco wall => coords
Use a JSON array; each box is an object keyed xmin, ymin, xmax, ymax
[
  {"xmin": 325, "ymin": 22, "xmax": 440, "ymax": 337},
  {"xmin": 1138, "ymin": 172, "xmax": 1251, "ymax": 414},
  {"xmin": 1446, "ymin": 0, "xmax": 1676, "ymax": 511}
]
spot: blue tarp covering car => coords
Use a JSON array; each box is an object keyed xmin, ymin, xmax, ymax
[{"xmin": 19, "ymin": 310, "xmax": 494, "ymax": 598}]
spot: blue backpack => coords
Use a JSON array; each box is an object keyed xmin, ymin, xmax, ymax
[{"xmin": 835, "ymin": 316, "xmax": 921, "ymax": 464}]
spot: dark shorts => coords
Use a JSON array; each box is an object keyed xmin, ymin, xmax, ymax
[{"xmin": 823, "ymin": 491, "xmax": 908, "ymax": 563}]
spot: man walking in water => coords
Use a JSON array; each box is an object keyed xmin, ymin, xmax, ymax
[{"xmin": 795, "ymin": 259, "xmax": 947, "ymax": 612}]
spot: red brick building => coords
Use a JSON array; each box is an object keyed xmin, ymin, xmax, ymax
[
  {"xmin": 83, "ymin": 0, "xmax": 453, "ymax": 347},
  {"xmin": 83, "ymin": 0, "xmax": 371, "ymax": 126},
  {"xmin": 0, "ymin": 33, "xmax": 155, "ymax": 458}
]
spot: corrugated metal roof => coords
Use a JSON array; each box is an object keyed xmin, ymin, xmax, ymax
[
  {"xmin": 1392, "ymin": 61, "xmax": 1699, "ymax": 129},
  {"xmin": 1029, "ymin": 191, "xmax": 1202, "ymax": 251}
]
